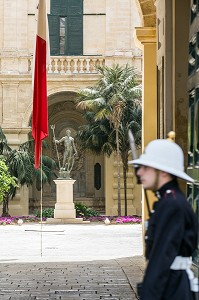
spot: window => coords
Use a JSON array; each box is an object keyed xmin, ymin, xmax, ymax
[
  {"xmin": 94, "ymin": 163, "xmax": 101, "ymax": 190},
  {"xmin": 48, "ymin": 0, "xmax": 83, "ymax": 56},
  {"xmin": 60, "ymin": 17, "xmax": 66, "ymax": 55}
]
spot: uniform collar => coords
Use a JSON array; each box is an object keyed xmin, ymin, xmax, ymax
[{"xmin": 155, "ymin": 179, "xmax": 178, "ymax": 198}]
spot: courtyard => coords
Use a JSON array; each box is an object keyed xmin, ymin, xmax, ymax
[{"xmin": 0, "ymin": 223, "xmax": 144, "ymax": 299}]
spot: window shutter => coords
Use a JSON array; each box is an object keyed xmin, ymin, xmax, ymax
[
  {"xmin": 48, "ymin": 15, "xmax": 60, "ymax": 55},
  {"xmin": 49, "ymin": 0, "xmax": 83, "ymax": 56},
  {"xmin": 67, "ymin": 0, "xmax": 83, "ymax": 15},
  {"xmin": 60, "ymin": 0, "xmax": 68, "ymax": 16},
  {"xmin": 67, "ymin": 15, "xmax": 83, "ymax": 55},
  {"xmin": 50, "ymin": 0, "xmax": 61, "ymax": 15}
]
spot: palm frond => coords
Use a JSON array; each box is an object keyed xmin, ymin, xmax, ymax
[{"xmin": 76, "ymin": 63, "xmax": 142, "ymax": 157}]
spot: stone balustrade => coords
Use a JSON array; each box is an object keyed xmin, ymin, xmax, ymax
[
  {"xmin": 48, "ymin": 56, "xmax": 105, "ymax": 74},
  {"xmin": 29, "ymin": 56, "xmax": 105, "ymax": 75},
  {"xmin": 0, "ymin": 55, "xmax": 105, "ymax": 74},
  {"xmin": 0, "ymin": 54, "xmax": 142, "ymax": 75}
]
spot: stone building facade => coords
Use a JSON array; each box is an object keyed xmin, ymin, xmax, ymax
[
  {"xmin": 0, "ymin": 0, "xmax": 142, "ymax": 216},
  {"xmin": 133, "ymin": 0, "xmax": 199, "ymax": 275}
]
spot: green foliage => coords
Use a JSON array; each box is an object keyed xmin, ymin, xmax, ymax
[
  {"xmin": 0, "ymin": 127, "xmax": 58, "ymax": 216},
  {"xmin": 75, "ymin": 203, "xmax": 100, "ymax": 218},
  {"xmin": 76, "ymin": 116, "xmax": 115, "ymax": 156},
  {"xmin": 34, "ymin": 208, "xmax": 54, "ymax": 218},
  {"xmin": 0, "ymin": 160, "xmax": 17, "ymax": 203},
  {"xmin": 34, "ymin": 204, "xmax": 100, "ymax": 219},
  {"xmin": 76, "ymin": 64, "xmax": 142, "ymax": 157},
  {"xmin": 76, "ymin": 64, "xmax": 142, "ymax": 216},
  {"xmin": 0, "ymin": 127, "xmax": 57, "ymax": 194}
]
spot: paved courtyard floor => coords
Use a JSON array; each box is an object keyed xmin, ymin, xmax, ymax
[{"xmin": 0, "ymin": 223, "xmax": 145, "ymax": 299}]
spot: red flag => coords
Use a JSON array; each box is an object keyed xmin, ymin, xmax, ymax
[{"xmin": 32, "ymin": 0, "xmax": 48, "ymax": 169}]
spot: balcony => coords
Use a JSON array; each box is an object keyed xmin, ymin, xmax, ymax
[
  {"xmin": 0, "ymin": 53, "xmax": 141, "ymax": 75},
  {"xmin": 47, "ymin": 56, "xmax": 105, "ymax": 74},
  {"xmin": 0, "ymin": 54, "xmax": 105, "ymax": 75}
]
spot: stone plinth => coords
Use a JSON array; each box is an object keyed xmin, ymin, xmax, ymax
[
  {"xmin": 54, "ymin": 179, "xmax": 76, "ymax": 219},
  {"xmin": 46, "ymin": 218, "xmax": 90, "ymax": 224},
  {"xmin": 49, "ymin": 179, "xmax": 89, "ymax": 224}
]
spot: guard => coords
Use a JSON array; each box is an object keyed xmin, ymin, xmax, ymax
[{"xmin": 129, "ymin": 139, "xmax": 198, "ymax": 300}]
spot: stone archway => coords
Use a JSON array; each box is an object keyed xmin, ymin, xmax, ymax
[
  {"xmin": 30, "ymin": 91, "xmax": 105, "ymax": 213},
  {"xmin": 135, "ymin": 0, "xmax": 156, "ymax": 27}
]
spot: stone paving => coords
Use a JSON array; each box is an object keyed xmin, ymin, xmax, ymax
[{"xmin": 0, "ymin": 223, "xmax": 145, "ymax": 299}]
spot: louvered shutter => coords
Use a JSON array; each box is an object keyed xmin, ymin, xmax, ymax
[{"xmin": 48, "ymin": 15, "xmax": 60, "ymax": 55}]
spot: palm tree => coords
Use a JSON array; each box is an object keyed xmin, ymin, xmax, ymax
[
  {"xmin": 0, "ymin": 127, "xmax": 57, "ymax": 216},
  {"xmin": 76, "ymin": 112, "xmax": 116, "ymax": 155},
  {"xmin": 76, "ymin": 64, "xmax": 141, "ymax": 216}
]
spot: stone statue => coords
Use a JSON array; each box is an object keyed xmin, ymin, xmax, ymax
[{"xmin": 55, "ymin": 129, "xmax": 77, "ymax": 179}]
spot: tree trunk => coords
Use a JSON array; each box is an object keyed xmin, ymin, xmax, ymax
[
  {"xmin": 2, "ymin": 194, "xmax": 10, "ymax": 217},
  {"xmin": 116, "ymin": 128, "xmax": 121, "ymax": 216},
  {"xmin": 123, "ymin": 163, "xmax": 127, "ymax": 216}
]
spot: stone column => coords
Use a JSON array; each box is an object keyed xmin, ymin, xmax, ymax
[
  {"xmin": 134, "ymin": 27, "xmax": 157, "ymax": 222},
  {"xmin": 134, "ymin": 27, "xmax": 157, "ymax": 147}
]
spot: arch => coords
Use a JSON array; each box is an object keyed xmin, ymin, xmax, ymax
[
  {"xmin": 47, "ymin": 84, "xmax": 81, "ymax": 97},
  {"xmin": 29, "ymin": 90, "xmax": 105, "ymax": 213},
  {"xmin": 48, "ymin": 91, "xmax": 84, "ymax": 141},
  {"xmin": 135, "ymin": 0, "xmax": 156, "ymax": 27},
  {"xmin": 22, "ymin": 86, "xmax": 82, "ymax": 128}
]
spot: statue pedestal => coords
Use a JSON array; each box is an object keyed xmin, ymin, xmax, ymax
[
  {"xmin": 46, "ymin": 179, "xmax": 89, "ymax": 224},
  {"xmin": 53, "ymin": 179, "xmax": 76, "ymax": 219}
]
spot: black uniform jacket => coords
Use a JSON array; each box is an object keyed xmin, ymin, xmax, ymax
[{"xmin": 141, "ymin": 180, "xmax": 198, "ymax": 300}]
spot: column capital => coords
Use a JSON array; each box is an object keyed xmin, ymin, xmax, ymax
[{"xmin": 134, "ymin": 27, "xmax": 156, "ymax": 49}]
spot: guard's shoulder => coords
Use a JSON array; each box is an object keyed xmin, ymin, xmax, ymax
[
  {"xmin": 164, "ymin": 189, "xmax": 176, "ymax": 199},
  {"xmin": 165, "ymin": 189, "xmax": 173, "ymax": 195},
  {"xmin": 163, "ymin": 188, "xmax": 187, "ymax": 209}
]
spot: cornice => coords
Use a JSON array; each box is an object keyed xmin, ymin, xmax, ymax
[{"xmin": 134, "ymin": 27, "xmax": 156, "ymax": 49}]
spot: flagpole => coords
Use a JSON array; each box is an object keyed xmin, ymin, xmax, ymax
[
  {"xmin": 40, "ymin": 148, "xmax": 43, "ymax": 257},
  {"xmin": 32, "ymin": 0, "xmax": 48, "ymax": 258}
]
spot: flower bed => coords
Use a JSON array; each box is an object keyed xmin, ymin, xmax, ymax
[
  {"xmin": 0, "ymin": 215, "xmax": 142, "ymax": 225},
  {"xmin": 0, "ymin": 216, "xmax": 46, "ymax": 225},
  {"xmin": 88, "ymin": 215, "xmax": 142, "ymax": 224}
]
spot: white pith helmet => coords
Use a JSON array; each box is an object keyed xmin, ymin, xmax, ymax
[{"xmin": 129, "ymin": 139, "xmax": 194, "ymax": 183}]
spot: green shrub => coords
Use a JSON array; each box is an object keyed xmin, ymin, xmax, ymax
[
  {"xmin": 34, "ymin": 208, "xmax": 54, "ymax": 218},
  {"xmin": 75, "ymin": 202, "xmax": 100, "ymax": 218},
  {"xmin": 34, "ymin": 203, "xmax": 99, "ymax": 219}
]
